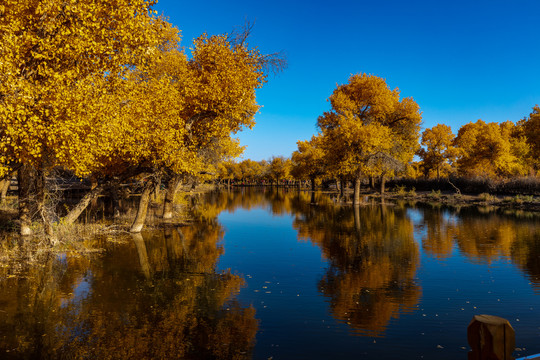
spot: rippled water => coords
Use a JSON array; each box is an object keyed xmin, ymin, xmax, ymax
[{"xmin": 1, "ymin": 189, "xmax": 540, "ymax": 359}]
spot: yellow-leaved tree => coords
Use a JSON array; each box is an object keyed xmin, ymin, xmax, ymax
[
  {"xmin": 125, "ymin": 29, "xmax": 285, "ymax": 232},
  {"xmin": 453, "ymin": 119, "xmax": 529, "ymax": 178},
  {"xmin": 317, "ymin": 74, "xmax": 421, "ymax": 204},
  {"xmin": 520, "ymin": 105, "xmax": 540, "ymax": 171},
  {"xmin": 290, "ymin": 135, "xmax": 326, "ymax": 191},
  {"xmin": 1, "ymin": 6, "xmax": 285, "ymax": 236},
  {"xmin": 417, "ymin": 124, "xmax": 457, "ymax": 178},
  {"xmin": 0, "ymin": 0, "xmax": 172, "ymax": 236},
  {"xmin": 268, "ymin": 156, "xmax": 291, "ymax": 186}
]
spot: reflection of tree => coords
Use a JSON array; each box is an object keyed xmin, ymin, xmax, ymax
[
  {"xmin": 417, "ymin": 206, "xmax": 533, "ymax": 263},
  {"xmin": 293, "ymin": 199, "xmax": 421, "ymax": 337},
  {"xmin": 204, "ymin": 189, "xmax": 423, "ymax": 336},
  {"xmin": 0, "ymin": 252, "xmax": 92, "ymax": 359},
  {"xmin": 0, "ymin": 220, "xmax": 257, "ymax": 359},
  {"xmin": 417, "ymin": 205, "xmax": 540, "ymax": 291},
  {"xmin": 455, "ymin": 213, "xmax": 516, "ymax": 261},
  {"xmin": 455, "ymin": 209, "xmax": 540, "ymax": 291},
  {"xmin": 512, "ymin": 230, "xmax": 540, "ymax": 293},
  {"xmin": 202, "ymin": 187, "xmax": 307, "ymax": 217},
  {"xmin": 419, "ymin": 207, "xmax": 456, "ymax": 259}
]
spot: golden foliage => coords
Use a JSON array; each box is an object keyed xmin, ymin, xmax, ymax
[
  {"xmin": 291, "ymin": 135, "xmax": 326, "ymax": 180},
  {"xmin": 520, "ymin": 105, "xmax": 540, "ymax": 170},
  {"xmin": 1, "ymin": 2, "xmax": 271, "ymax": 186},
  {"xmin": 317, "ymin": 73, "xmax": 421, "ymax": 180},
  {"xmin": 0, "ymin": 0, "xmax": 172, "ymax": 175},
  {"xmin": 454, "ymin": 119, "xmax": 529, "ymax": 177},
  {"xmin": 418, "ymin": 124, "xmax": 457, "ymax": 178}
]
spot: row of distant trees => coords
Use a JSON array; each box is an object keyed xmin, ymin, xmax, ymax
[
  {"xmin": 219, "ymin": 74, "xmax": 540, "ymax": 205},
  {"xmin": 0, "ymin": 1, "xmax": 284, "ymax": 238}
]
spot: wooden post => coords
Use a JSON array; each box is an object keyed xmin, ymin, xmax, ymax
[{"xmin": 467, "ymin": 315, "xmax": 515, "ymax": 360}]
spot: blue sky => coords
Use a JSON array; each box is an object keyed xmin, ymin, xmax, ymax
[{"xmin": 154, "ymin": 0, "xmax": 540, "ymax": 161}]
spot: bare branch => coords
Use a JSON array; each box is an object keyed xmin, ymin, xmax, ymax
[
  {"xmin": 226, "ymin": 20, "xmax": 256, "ymax": 48},
  {"xmin": 226, "ymin": 20, "xmax": 287, "ymax": 76}
]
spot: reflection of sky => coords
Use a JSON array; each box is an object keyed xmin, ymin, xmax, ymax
[
  {"xmin": 73, "ymin": 273, "xmax": 92, "ymax": 301},
  {"xmin": 216, "ymin": 203, "xmax": 540, "ymax": 359},
  {"xmin": 59, "ymin": 268, "xmax": 92, "ymax": 309}
]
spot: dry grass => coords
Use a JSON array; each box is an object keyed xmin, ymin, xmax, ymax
[{"xmin": 389, "ymin": 176, "xmax": 540, "ymax": 196}]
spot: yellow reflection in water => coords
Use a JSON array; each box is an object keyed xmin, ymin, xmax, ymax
[{"xmin": 0, "ymin": 220, "xmax": 257, "ymax": 359}]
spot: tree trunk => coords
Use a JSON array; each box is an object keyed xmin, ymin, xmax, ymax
[
  {"xmin": 369, "ymin": 176, "xmax": 375, "ymax": 190},
  {"xmin": 310, "ymin": 177, "xmax": 316, "ymax": 192},
  {"xmin": 152, "ymin": 175, "xmax": 162, "ymax": 201},
  {"xmin": 353, "ymin": 177, "xmax": 361, "ymax": 206},
  {"xmin": 35, "ymin": 168, "xmax": 55, "ymax": 242},
  {"xmin": 109, "ymin": 181, "xmax": 121, "ymax": 218},
  {"xmin": 62, "ymin": 184, "xmax": 105, "ymax": 225},
  {"xmin": 18, "ymin": 165, "xmax": 34, "ymax": 236},
  {"xmin": 162, "ymin": 174, "xmax": 182, "ymax": 219},
  {"xmin": 380, "ymin": 174, "xmax": 386, "ymax": 195},
  {"xmin": 0, "ymin": 177, "xmax": 10, "ymax": 203},
  {"xmin": 297, "ymin": 179, "xmax": 301, "ymax": 191},
  {"xmin": 130, "ymin": 179, "xmax": 155, "ymax": 233},
  {"xmin": 340, "ymin": 177, "xmax": 345, "ymax": 198}
]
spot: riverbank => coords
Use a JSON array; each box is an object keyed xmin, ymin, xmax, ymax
[
  {"xmin": 328, "ymin": 187, "xmax": 540, "ymax": 214},
  {"xmin": 0, "ymin": 184, "xmax": 217, "ymax": 279}
]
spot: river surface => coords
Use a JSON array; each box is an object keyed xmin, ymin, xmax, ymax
[{"xmin": 1, "ymin": 189, "xmax": 540, "ymax": 359}]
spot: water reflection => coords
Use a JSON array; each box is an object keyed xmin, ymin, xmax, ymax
[
  {"xmin": 414, "ymin": 204, "xmax": 540, "ymax": 291},
  {"xmin": 292, "ymin": 197, "xmax": 421, "ymax": 336},
  {"xmin": 205, "ymin": 189, "xmax": 540, "ymax": 336},
  {"xmin": 0, "ymin": 220, "xmax": 257, "ymax": 359},
  {"xmin": 2, "ymin": 189, "xmax": 540, "ymax": 359}
]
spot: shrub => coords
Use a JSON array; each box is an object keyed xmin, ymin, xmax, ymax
[
  {"xmin": 478, "ymin": 193, "xmax": 496, "ymax": 202},
  {"xmin": 394, "ymin": 185, "xmax": 407, "ymax": 196}
]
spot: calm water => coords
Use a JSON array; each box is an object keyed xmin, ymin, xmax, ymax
[{"xmin": 1, "ymin": 189, "xmax": 540, "ymax": 359}]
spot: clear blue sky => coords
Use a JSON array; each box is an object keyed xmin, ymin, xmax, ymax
[{"xmin": 154, "ymin": 0, "xmax": 540, "ymax": 161}]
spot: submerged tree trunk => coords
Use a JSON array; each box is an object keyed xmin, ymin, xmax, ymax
[
  {"xmin": 131, "ymin": 232, "xmax": 152, "ymax": 279},
  {"xmin": 130, "ymin": 178, "xmax": 155, "ymax": 233},
  {"xmin": 18, "ymin": 165, "xmax": 34, "ymax": 236},
  {"xmin": 62, "ymin": 184, "xmax": 105, "ymax": 225},
  {"xmin": 353, "ymin": 177, "xmax": 361, "ymax": 206},
  {"xmin": 354, "ymin": 204, "xmax": 361, "ymax": 233},
  {"xmin": 162, "ymin": 174, "xmax": 182, "ymax": 219}
]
